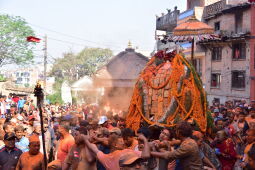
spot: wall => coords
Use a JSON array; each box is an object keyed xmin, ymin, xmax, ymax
[
  {"xmin": 204, "ymin": 8, "xmax": 252, "ymax": 104},
  {"xmin": 227, "ymin": 0, "xmax": 249, "ymax": 5},
  {"xmin": 205, "ymin": 44, "xmax": 251, "ymax": 104},
  {"xmin": 250, "ymin": 4, "xmax": 255, "ymax": 101},
  {"xmin": 187, "ymin": 0, "xmax": 205, "ymax": 9},
  {"xmin": 204, "ymin": 0, "xmax": 222, "ymax": 6},
  {"xmin": 206, "ymin": 9, "xmax": 250, "ymax": 33}
]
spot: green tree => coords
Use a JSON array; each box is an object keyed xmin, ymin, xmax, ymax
[
  {"xmin": 46, "ymin": 91, "xmax": 63, "ymax": 104},
  {"xmin": 51, "ymin": 48, "xmax": 113, "ymax": 82},
  {"xmin": 0, "ymin": 14, "xmax": 35, "ymax": 66}
]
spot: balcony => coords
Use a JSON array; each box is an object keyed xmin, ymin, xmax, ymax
[
  {"xmin": 156, "ymin": 7, "xmax": 180, "ymax": 32},
  {"xmin": 203, "ymin": 0, "xmax": 227, "ymax": 19}
]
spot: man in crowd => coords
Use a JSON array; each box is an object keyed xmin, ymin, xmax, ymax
[
  {"xmin": 63, "ymin": 126, "xmax": 96, "ymax": 170},
  {"xmin": 247, "ymin": 144, "xmax": 255, "ymax": 170},
  {"xmin": 14, "ymin": 125, "xmax": 29, "ymax": 152},
  {"xmin": 192, "ymin": 131, "xmax": 221, "ymax": 170},
  {"xmin": 17, "ymin": 97, "xmax": 26, "ymax": 114},
  {"xmin": 119, "ymin": 151, "xmax": 147, "ymax": 170},
  {"xmin": 98, "ymin": 116, "xmax": 113, "ymax": 130},
  {"xmin": 122, "ymin": 128, "xmax": 138, "ymax": 150},
  {"xmin": 3, "ymin": 122, "xmax": 14, "ymax": 133},
  {"xmin": 211, "ymin": 130, "xmax": 237, "ymax": 170},
  {"xmin": 48, "ymin": 122, "xmax": 75, "ymax": 169},
  {"xmin": 0, "ymin": 133, "xmax": 22, "ymax": 169},
  {"xmin": 83, "ymin": 132, "xmax": 150, "ymax": 170},
  {"xmin": 243, "ymin": 129, "xmax": 255, "ymax": 166},
  {"xmin": 16, "ymin": 134, "xmax": 45, "ymax": 170},
  {"xmin": 151, "ymin": 121, "xmax": 202, "ymax": 170}
]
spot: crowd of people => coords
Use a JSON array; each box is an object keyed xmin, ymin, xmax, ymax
[{"xmin": 0, "ymin": 94, "xmax": 255, "ymax": 170}]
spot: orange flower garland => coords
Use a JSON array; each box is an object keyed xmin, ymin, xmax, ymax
[{"xmin": 126, "ymin": 53, "xmax": 208, "ymax": 132}]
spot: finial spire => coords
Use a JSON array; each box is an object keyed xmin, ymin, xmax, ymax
[{"xmin": 127, "ymin": 40, "xmax": 132, "ymax": 49}]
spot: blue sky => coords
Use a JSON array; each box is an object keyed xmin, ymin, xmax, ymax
[{"xmin": 0, "ymin": 0, "xmax": 185, "ymax": 61}]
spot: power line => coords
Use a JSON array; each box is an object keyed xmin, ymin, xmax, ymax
[{"xmin": 29, "ymin": 23, "xmax": 123, "ymax": 48}]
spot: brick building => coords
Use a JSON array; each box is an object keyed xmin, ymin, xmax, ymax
[
  {"xmin": 155, "ymin": 0, "xmax": 220, "ymax": 84},
  {"xmin": 202, "ymin": 0, "xmax": 255, "ymax": 104}
]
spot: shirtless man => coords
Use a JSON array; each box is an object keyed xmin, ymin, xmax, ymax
[
  {"xmin": 16, "ymin": 134, "xmax": 45, "ymax": 170},
  {"xmin": 63, "ymin": 126, "xmax": 96, "ymax": 170}
]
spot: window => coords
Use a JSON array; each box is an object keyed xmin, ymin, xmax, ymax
[
  {"xmin": 214, "ymin": 98, "xmax": 220, "ymax": 105},
  {"xmin": 232, "ymin": 43, "xmax": 246, "ymax": 60},
  {"xmin": 232, "ymin": 71, "xmax": 245, "ymax": 89},
  {"xmin": 211, "ymin": 73, "xmax": 221, "ymax": 88},
  {"xmin": 16, "ymin": 78, "xmax": 23, "ymax": 84},
  {"xmin": 214, "ymin": 22, "xmax": 220, "ymax": 31},
  {"xmin": 235, "ymin": 13, "xmax": 243, "ymax": 33},
  {"xmin": 24, "ymin": 72, "xmax": 30, "ymax": 77},
  {"xmin": 212, "ymin": 47, "xmax": 222, "ymax": 61},
  {"xmin": 193, "ymin": 58, "xmax": 202, "ymax": 76}
]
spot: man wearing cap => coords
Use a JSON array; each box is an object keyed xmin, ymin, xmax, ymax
[
  {"xmin": 119, "ymin": 151, "xmax": 146, "ymax": 170},
  {"xmin": 15, "ymin": 125, "xmax": 29, "ymax": 152},
  {"xmin": 0, "ymin": 133, "xmax": 22, "ymax": 170},
  {"xmin": 98, "ymin": 116, "xmax": 113, "ymax": 130},
  {"xmin": 25, "ymin": 115, "xmax": 35, "ymax": 136},
  {"xmin": 213, "ymin": 108, "xmax": 222, "ymax": 122},
  {"xmin": 16, "ymin": 134, "xmax": 45, "ymax": 170}
]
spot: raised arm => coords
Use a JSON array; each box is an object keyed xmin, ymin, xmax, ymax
[
  {"xmin": 82, "ymin": 135, "xmax": 100, "ymax": 156},
  {"xmin": 137, "ymin": 134, "xmax": 150, "ymax": 158}
]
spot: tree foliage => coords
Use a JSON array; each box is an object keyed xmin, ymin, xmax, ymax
[
  {"xmin": 46, "ymin": 91, "xmax": 63, "ymax": 104},
  {"xmin": 0, "ymin": 14, "xmax": 35, "ymax": 66},
  {"xmin": 51, "ymin": 48, "xmax": 113, "ymax": 82}
]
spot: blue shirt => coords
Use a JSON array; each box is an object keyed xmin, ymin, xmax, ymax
[
  {"xmin": 17, "ymin": 99, "xmax": 26, "ymax": 108},
  {"xmin": 15, "ymin": 136, "xmax": 29, "ymax": 152}
]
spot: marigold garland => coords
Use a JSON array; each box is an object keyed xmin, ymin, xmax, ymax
[{"xmin": 126, "ymin": 53, "xmax": 208, "ymax": 133}]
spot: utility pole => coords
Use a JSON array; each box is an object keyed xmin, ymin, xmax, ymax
[{"xmin": 43, "ymin": 35, "xmax": 47, "ymax": 100}]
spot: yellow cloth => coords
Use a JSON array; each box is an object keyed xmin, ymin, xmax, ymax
[{"xmin": 244, "ymin": 142, "xmax": 255, "ymax": 162}]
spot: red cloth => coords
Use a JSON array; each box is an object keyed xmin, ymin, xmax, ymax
[
  {"xmin": 12, "ymin": 97, "xmax": 19, "ymax": 103},
  {"xmin": 216, "ymin": 138, "xmax": 237, "ymax": 170},
  {"xmin": 57, "ymin": 134, "xmax": 75, "ymax": 163}
]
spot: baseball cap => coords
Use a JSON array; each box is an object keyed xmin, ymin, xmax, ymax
[
  {"xmin": 109, "ymin": 127, "xmax": 121, "ymax": 136},
  {"xmin": 119, "ymin": 152, "xmax": 142, "ymax": 167},
  {"xmin": 98, "ymin": 116, "xmax": 108, "ymax": 125},
  {"xmin": 4, "ymin": 133, "xmax": 16, "ymax": 140},
  {"xmin": 214, "ymin": 108, "xmax": 219, "ymax": 113}
]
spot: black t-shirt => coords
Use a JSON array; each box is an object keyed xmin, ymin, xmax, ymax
[{"xmin": 0, "ymin": 146, "xmax": 22, "ymax": 170}]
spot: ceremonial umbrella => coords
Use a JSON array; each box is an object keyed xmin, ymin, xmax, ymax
[{"xmin": 167, "ymin": 16, "xmax": 218, "ymax": 64}]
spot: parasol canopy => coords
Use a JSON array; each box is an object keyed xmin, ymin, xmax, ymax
[{"xmin": 167, "ymin": 16, "xmax": 218, "ymax": 42}]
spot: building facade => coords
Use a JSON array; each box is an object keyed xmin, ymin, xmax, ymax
[{"xmin": 202, "ymin": 0, "xmax": 255, "ymax": 104}]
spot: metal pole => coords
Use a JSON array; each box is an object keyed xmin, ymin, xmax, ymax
[
  {"xmin": 191, "ymin": 38, "xmax": 195, "ymax": 66},
  {"xmin": 34, "ymin": 84, "xmax": 47, "ymax": 169},
  {"xmin": 43, "ymin": 35, "xmax": 47, "ymax": 99}
]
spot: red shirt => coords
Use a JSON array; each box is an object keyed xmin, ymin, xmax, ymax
[{"xmin": 57, "ymin": 134, "xmax": 75, "ymax": 163}]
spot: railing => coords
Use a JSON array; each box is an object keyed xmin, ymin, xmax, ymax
[
  {"xmin": 156, "ymin": 8, "xmax": 180, "ymax": 32},
  {"xmin": 203, "ymin": 0, "xmax": 227, "ymax": 19}
]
